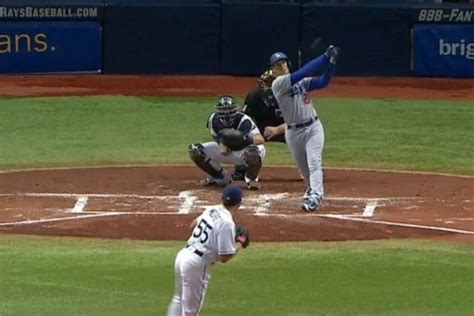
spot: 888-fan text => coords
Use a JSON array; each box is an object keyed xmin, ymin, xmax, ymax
[{"xmin": 417, "ymin": 9, "xmax": 473, "ymax": 23}]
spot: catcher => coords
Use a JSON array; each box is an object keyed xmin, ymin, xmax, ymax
[{"xmin": 188, "ymin": 95, "xmax": 265, "ymax": 190}]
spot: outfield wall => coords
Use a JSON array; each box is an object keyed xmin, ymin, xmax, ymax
[{"xmin": 0, "ymin": 1, "xmax": 472, "ymax": 77}]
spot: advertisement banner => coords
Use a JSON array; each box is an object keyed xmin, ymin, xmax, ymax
[
  {"xmin": 0, "ymin": 21, "xmax": 101, "ymax": 73},
  {"xmin": 413, "ymin": 24, "xmax": 474, "ymax": 77},
  {"xmin": 413, "ymin": 7, "xmax": 474, "ymax": 24},
  {"xmin": 0, "ymin": 6, "xmax": 103, "ymax": 21}
]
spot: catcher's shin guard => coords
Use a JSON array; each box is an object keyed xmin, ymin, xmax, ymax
[
  {"xmin": 188, "ymin": 143, "xmax": 223, "ymax": 178},
  {"xmin": 243, "ymin": 145, "xmax": 262, "ymax": 181},
  {"xmin": 232, "ymin": 165, "xmax": 247, "ymax": 181}
]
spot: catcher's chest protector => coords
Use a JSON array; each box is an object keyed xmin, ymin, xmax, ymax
[{"xmin": 209, "ymin": 113, "xmax": 250, "ymax": 139}]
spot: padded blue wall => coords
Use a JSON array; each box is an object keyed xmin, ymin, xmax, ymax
[
  {"xmin": 302, "ymin": 4, "xmax": 412, "ymax": 76},
  {"xmin": 220, "ymin": 2, "xmax": 300, "ymax": 75},
  {"xmin": 1, "ymin": 1, "xmax": 431, "ymax": 76},
  {"xmin": 103, "ymin": 4, "xmax": 220, "ymax": 74}
]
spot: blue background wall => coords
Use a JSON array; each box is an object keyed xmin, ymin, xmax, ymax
[
  {"xmin": 301, "ymin": 4, "xmax": 412, "ymax": 76},
  {"xmin": 220, "ymin": 2, "xmax": 300, "ymax": 75},
  {"xmin": 0, "ymin": 1, "xmax": 472, "ymax": 77},
  {"xmin": 102, "ymin": 3, "xmax": 220, "ymax": 74}
]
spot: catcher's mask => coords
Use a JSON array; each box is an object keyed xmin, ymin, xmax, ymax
[{"xmin": 216, "ymin": 95, "xmax": 239, "ymax": 127}]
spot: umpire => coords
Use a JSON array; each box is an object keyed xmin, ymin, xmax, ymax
[
  {"xmin": 232, "ymin": 69, "xmax": 286, "ymax": 181},
  {"xmin": 242, "ymin": 69, "xmax": 286, "ymax": 143}
]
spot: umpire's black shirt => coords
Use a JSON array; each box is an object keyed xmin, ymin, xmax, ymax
[{"xmin": 243, "ymin": 88, "xmax": 286, "ymax": 143}]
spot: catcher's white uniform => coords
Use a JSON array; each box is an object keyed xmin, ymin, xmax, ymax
[
  {"xmin": 201, "ymin": 112, "xmax": 265, "ymax": 171},
  {"xmin": 167, "ymin": 205, "xmax": 237, "ymax": 316},
  {"xmin": 188, "ymin": 96, "xmax": 266, "ymax": 189}
]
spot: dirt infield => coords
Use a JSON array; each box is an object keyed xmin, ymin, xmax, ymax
[
  {"xmin": 0, "ymin": 166, "xmax": 472, "ymax": 243},
  {"xmin": 0, "ymin": 75, "xmax": 473, "ymax": 243},
  {"xmin": 1, "ymin": 75, "xmax": 473, "ymax": 100}
]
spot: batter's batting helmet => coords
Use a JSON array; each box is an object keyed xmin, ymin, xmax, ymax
[
  {"xmin": 269, "ymin": 51, "xmax": 289, "ymax": 67},
  {"xmin": 216, "ymin": 95, "xmax": 239, "ymax": 127}
]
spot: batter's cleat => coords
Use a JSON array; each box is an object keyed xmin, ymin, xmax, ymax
[
  {"xmin": 201, "ymin": 174, "xmax": 232, "ymax": 187},
  {"xmin": 301, "ymin": 195, "xmax": 322, "ymax": 212},
  {"xmin": 303, "ymin": 187, "xmax": 313, "ymax": 199},
  {"xmin": 244, "ymin": 175, "xmax": 260, "ymax": 190},
  {"xmin": 231, "ymin": 165, "xmax": 247, "ymax": 181}
]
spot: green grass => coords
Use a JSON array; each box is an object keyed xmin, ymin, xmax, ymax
[
  {"xmin": 1, "ymin": 95, "xmax": 473, "ymax": 316},
  {"xmin": 0, "ymin": 235, "xmax": 473, "ymax": 316},
  {"xmin": 319, "ymin": 98, "xmax": 474, "ymax": 174},
  {"xmin": 0, "ymin": 96, "xmax": 210, "ymax": 169},
  {"xmin": 0, "ymin": 96, "xmax": 472, "ymax": 174}
]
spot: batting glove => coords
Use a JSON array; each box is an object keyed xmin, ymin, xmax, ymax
[{"xmin": 325, "ymin": 45, "xmax": 340, "ymax": 65}]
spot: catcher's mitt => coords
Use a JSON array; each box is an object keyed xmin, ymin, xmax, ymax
[
  {"xmin": 257, "ymin": 68, "xmax": 276, "ymax": 90},
  {"xmin": 235, "ymin": 224, "xmax": 250, "ymax": 248},
  {"xmin": 219, "ymin": 128, "xmax": 251, "ymax": 151}
]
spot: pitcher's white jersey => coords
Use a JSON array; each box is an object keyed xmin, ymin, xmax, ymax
[
  {"xmin": 271, "ymin": 74, "xmax": 317, "ymax": 124},
  {"xmin": 167, "ymin": 205, "xmax": 238, "ymax": 316},
  {"xmin": 187, "ymin": 205, "xmax": 236, "ymax": 264}
]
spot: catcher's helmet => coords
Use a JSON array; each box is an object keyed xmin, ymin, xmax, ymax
[
  {"xmin": 216, "ymin": 95, "xmax": 239, "ymax": 127},
  {"xmin": 269, "ymin": 51, "xmax": 289, "ymax": 67}
]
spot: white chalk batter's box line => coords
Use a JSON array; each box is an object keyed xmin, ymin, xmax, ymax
[
  {"xmin": 0, "ymin": 191, "xmax": 415, "ymax": 216},
  {"xmin": 0, "ymin": 192, "xmax": 420, "ymax": 202},
  {"xmin": 0, "ymin": 191, "xmax": 440, "ymax": 218},
  {"xmin": 0, "ymin": 192, "xmax": 472, "ymax": 235}
]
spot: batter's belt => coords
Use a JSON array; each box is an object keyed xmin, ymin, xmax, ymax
[{"xmin": 287, "ymin": 116, "xmax": 318, "ymax": 130}]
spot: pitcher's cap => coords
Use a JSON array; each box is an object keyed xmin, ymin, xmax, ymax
[{"xmin": 222, "ymin": 184, "xmax": 243, "ymax": 204}]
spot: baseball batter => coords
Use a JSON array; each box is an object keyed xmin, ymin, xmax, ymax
[
  {"xmin": 167, "ymin": 184, "xmax": 249, "ymax": 316},
  {"xmin": 270, "ymin": 46, "xmax": 339, "ymax": 211},
  {"xmin": 188, "ymin": 96, "xmax": 265, "ymax": 190}
]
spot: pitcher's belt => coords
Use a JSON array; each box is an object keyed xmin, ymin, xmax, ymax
[
  {"xmin": 287, "ymin": 116, "xmax": 318, "ymax": 130},
  {"xmin": 186, "ymin": 244, "xmax": 204, "ymax": 257}
]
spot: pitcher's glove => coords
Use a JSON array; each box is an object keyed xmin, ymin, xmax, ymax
[
  {"xmin": 219, "ymin": 128, "xmax": 253, "ymax": 151},
  {"xmin": 235, "ymin": 224, "xmax": 250, "ymax": 248}
]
